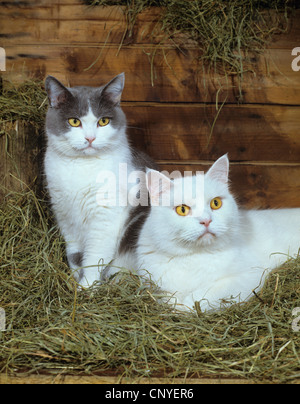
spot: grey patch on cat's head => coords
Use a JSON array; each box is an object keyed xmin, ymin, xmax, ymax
[
  {"xmin": 45, "ymin": 76, "xmax": 74, "ymax": 109},
  {"xmin": 89, "ymin": 73, "xmax": 126, "ymax": 132},
  {"xmin": 101, "ymin": 73, "xmax": 125, "ymax": 105},
  {"xmin": 45, "ymin": 73, "xmax": 126, "ymax": 137}
]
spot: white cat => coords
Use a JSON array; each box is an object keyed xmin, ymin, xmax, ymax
[
  {"xmin": 44, "ymin": 73, "xmax": 157, "ymax": 288},
  {"xmin": 121, "ymin": 154, "xmax": 300, "ymax": 311}
]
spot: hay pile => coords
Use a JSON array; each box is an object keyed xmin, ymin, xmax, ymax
[
  {"xmin": 87, "ymin": 0, "xmax": 293, "ymax": 90},
  {"xmin": 0, "ymin": 79, "xmax": 47, "ymax": 136},
  {"xmin": 0, "ymin": 189, "xmax": 299, "ymax": 383}
]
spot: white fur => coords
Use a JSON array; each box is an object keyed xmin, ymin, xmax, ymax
[
  {"xmin": 45, "ymin": 108, "xmax": 133, "ymax": 288},
  {"xmin": 135, "ymin": 155, "xmax": 300, "ymax": 311}
]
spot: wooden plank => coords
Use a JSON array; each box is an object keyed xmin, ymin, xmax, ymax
[
  {"xmin": 2, "ymin": 45, "xmax": 300, "ymax": 105},
  {"xmin": 0, "ymin": 3, "xmax": 299, "ymax": 49},
  {"xmin": 0, "ymin": 122, "xmax": 43, "ymax": 200},
  {"xmin": 158, "ymin": 163, "xmax": 300, "ymax": 209},
  {"xmin": 0, "ymin": 5, "xmax": 129, "ymax": 46},
  {"xmin": 122, "ymin": 104, "xmax": 300, "ymax": 162},
  {"xmin": 0, "ymin": 373, "xmax": 254, "ymax": 384}
]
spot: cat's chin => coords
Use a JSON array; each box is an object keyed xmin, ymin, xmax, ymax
[
  {"xmin": 83, "ymin": 147, "xmax": 99, "ymax": 155},
  {"xmin": 196, "ymin": 232, "xmax": 216, "ymax": 247},
  {"xmin": 74, "ymin": 145, "xmax": 101, "ymax": 156}
]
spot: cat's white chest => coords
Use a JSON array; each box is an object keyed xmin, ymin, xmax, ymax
[
  {"xmin": 46, "ymin": 151, "xmax": 98, "ymax": 197},
  {"xmin": 45, "ymin": 148, "xmax": 127, "ymax": 224}
]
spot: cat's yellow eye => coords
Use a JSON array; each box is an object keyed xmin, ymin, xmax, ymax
[
  {"xmin": 210, "ymin": 197, "xmax": 223, "ymax": 210},
  {"xmin": 68, "ymin": 118, "xmax": 81, "ymax": 127},
  {"xmin": 175, "ymin": 205, "xmax": 190, "ymax": 217},
  {"xmin": 98, "ymin": 117, "xmax": 110, "ymax": 127}
]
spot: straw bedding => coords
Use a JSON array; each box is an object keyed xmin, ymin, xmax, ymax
[{"xmin": 0, "ymin": 177, "xmax": 299, "ymax": 383}]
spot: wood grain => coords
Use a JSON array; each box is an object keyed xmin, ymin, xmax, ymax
[
  {"xmin": 0, "ymin": 373, "xmax": 255, "ymax": 384},
  {"xmin": 0, "ymin": 122, "xmax": 44, "ymax": 200},
  {"xmin": 3, "ymin": 45, "xmax": 300, "ymax": 105},
  {"xmin": 123, "ymin": 104, "xmax": 300, "ymax": 162}
]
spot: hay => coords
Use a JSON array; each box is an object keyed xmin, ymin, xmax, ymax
[
  {"xmin": 87, "ymin": 0, "xmax": 294, "ymax": 98},
  {"xmin": 0, "ymin": 189, "xmax": 299, "ymax": 383},
  {"xmin": 0, "ymin": 80, "xmax": 47, "ymax": 135}
]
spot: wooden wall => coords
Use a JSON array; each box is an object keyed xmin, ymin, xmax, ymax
[{"xmin": 0, "ymin": 0, "xmax": 300, "ymax": 208}]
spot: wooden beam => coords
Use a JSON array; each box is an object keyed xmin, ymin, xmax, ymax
[
  {"xmin": 0, "ymin": 373, "xmax": 255, "ymax": 384},
  {"xmin": 3, "ymin": 46, "xmax": 300, "ymax": 105},
  {"xmin": 123, "ymin": 104, "xmax": 300, "ymax": 162}
]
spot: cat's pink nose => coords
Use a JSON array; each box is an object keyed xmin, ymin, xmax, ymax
[
  {"xmin": 200, "ymin": 219, "xmax": 212, "ymax": 228},
  {"xmin": 85, "ymin": 136, "xmax": 96, "ymax": 145}
]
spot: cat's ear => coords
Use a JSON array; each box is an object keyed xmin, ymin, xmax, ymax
[
  {"xmin": 207, "ymin": 154, "xmax": 229, "ymax": 184},
  {"xmin": 146, "ymin": 169, "xmax": 173, "ymax": 206},
  {"xmin": 45, "ymin": 76, "xmax": 73, "ymax": 108},
  {"xmin": 102, "ymin": 73, "xmax": 125, "ymax": 105}
]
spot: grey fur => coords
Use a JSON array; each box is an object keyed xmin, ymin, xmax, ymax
[
  {"xmin": 68, "ymin": 252, "xmax": 83, "ymax": 267},
  {"xmin": 118, "ymin": 150, "xmax": 159, "ymax": 254}
]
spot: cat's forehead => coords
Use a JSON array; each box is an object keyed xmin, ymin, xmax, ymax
[
  {"xmin": 172, "ymin": 175, "xmax": 204, "ymax": 205},
  {"xmin": 173, "ymin": 175, "xmax": 198, "ymax": 191},
  {"xmin": 69, "ymin": 86, "xmax": 107, "ymax": 116},
  {"xmin": 203, "ymin": 175, "xmax": 229, "ymax": 197},
  {"xmin": 171, "ymin": 173, "xmax": 229, "ymax": 206}
]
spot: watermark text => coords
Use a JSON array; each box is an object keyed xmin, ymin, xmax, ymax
[
  {"xmin": 0, "ymin": 308, "xmax": 5, "ymax": 331},
  {"xmin": 96, "ymin": 165, "xmax": 205, "ymax": 211},
  {"xmin": 292, "ymin": 47, "xmax": 300, "ymax": 72},
  {"xmin": 0, "ymin": 47, "xmax": 6, "ymax": 71},
  {"xmin": 292, "ymin": 307, "xmax": 300, "ymax": 332}
]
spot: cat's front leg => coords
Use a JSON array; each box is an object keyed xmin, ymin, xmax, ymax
[
  {"xmin": 77, "ymin": 256, "xmax": 106, "ymax": 288},
  {"xmin": 78, "ymin": 239, "xmax": 118, "ymax": 288},
  {"xmin": 66, "ymin": 244, "xmax": 104, "ymax": 288}
]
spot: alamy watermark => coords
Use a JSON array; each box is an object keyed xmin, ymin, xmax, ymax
[
  {"xmin": 0, "ymin": 308, "xmax": 5, "ymax": 331},
  {"xmin": 292, "ymin": 47, "xmax": 300, "ymax": 72},
  {"xmin": 95, "ymin": 164, "xmax": 205, "ymax": 211},
  {"xmin": 0, "ymin": 47, "xmax": 6, "ymax": 71},
  {"xmin": 292, "ymin": 307, "xmax": 300, "ymax": 332}
]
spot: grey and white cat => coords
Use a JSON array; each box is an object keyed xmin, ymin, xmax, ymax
[
  {"xmin": 116, "ymin": 154, "xmax": 300, "ymax": 311},
  {"xmin": 44, "ymin": 73, "xmax": 157, "ymax": 288}
]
